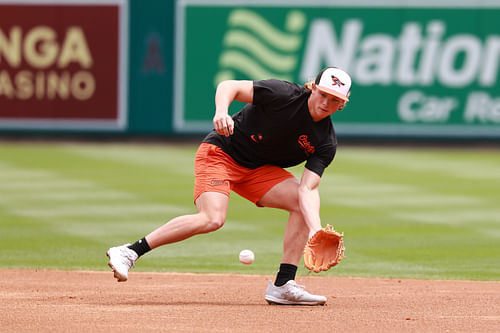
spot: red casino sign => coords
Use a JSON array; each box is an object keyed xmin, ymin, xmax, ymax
[{"xmin": 0, "ymin": 0, "xmax": 128, "ymax": 130}]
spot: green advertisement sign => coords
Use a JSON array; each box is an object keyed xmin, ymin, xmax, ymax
[{"xmin": 175, "ymin": 0, "xmax": 500, "ymax": 138}]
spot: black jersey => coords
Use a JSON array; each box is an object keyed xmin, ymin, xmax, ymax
[{"xmin": 203, "ymin": 79, "xmax": 337, "ymax": 177}]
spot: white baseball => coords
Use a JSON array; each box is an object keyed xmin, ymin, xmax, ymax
[{"xmin": 239, "ymin": 249, "xmax": 255, "ymax": 265}]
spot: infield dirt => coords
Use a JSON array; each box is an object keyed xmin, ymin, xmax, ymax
[{"xmin": 1, "ymin": 269, "xmax": 499, "ymax": 332}]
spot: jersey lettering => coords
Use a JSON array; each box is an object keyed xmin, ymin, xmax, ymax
[{"xmin": 298, "ymin": 134, "xmax": 315, "ymax": 156}]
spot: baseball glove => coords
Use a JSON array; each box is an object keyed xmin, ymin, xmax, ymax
[{"xmin": 303, "ymin": 224, "xmax": 345, "ymax": 273}]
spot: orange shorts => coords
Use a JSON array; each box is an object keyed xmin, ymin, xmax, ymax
[{"xmin": 194, "ymin": 143, "xmax": 295, "ymax": 206}]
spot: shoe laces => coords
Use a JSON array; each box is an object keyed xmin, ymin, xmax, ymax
[
  {"xmin": 288, "ymin": 280, "xmax": 305, "ymax": 289},
  {"xmin": 292, "ymin": 282, "xmax": 305, "ymax": 290},
  {"xmin": 285, "ymin": 281, "xmax": 308, "ymax": 299},
  {"xmin": 288, "ymin": 280, "xmax": 306, "ymax": 290},
  {"xmin": 120, "ymin": 248, "xmax": 136, "ymax": 268}
]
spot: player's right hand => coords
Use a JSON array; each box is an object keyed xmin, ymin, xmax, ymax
[{"xmin": 213, "ymin": 113, "xmax": 234, "ymax": 137}]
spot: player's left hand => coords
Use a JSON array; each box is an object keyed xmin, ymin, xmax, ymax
[{"xmin": 303, "ymin": 224, "xmax": 344, "ymax": 273}]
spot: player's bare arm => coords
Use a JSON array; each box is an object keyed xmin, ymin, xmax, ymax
[
  {"xmin": 297, "ymin": 168, "xmax": 323, "ymax": 238},
  {"xmin": 213, "ymin": 80, "xmax": 253, "ymax": 136}
]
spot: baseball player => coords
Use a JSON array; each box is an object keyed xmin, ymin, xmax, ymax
[{"xmin": 107, "ymin": 67, "xmax": 351, "ymax": 305}]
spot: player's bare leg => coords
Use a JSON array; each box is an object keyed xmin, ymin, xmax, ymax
[
  {"xmin": 107, "ymin": 191, "xmax": 229, "ymax": 281},
  {"xmin": 258, "ymin": 178, "xmax": 326, "ymax": 305},
  {"xmin": 258, "ymin": 178, "xmax": 308, "ymax": 265},
  {"xmin": 146, "ymin": 192, "xmax": 229, "ymax": 248},
  {"xmin": 281, "ymin": 212, "xmax": 309, "ymax": 265}
]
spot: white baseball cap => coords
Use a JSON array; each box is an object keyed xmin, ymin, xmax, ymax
[{"xmin": 315, "ymin": 67, "xmax": 351, "ymax": 102}]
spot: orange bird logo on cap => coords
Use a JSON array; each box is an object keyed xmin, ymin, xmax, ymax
[{"xmin": 331, "ymin": 76, "xmax": 345, "ymax": 87}]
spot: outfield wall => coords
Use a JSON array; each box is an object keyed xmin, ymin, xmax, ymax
[{"xmin": 1, "ymin": 0, "xmax": 500, "ymax": 139}]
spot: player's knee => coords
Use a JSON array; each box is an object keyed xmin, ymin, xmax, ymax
[
  {"xmin": 283, "ymin": 195, "xmax": 301, "ymax": 214},
  {"xmin": 291, "ymin": 197, "xmax": 301, "ymax": 213},
  {"xmin": 282, "ymin": 182, "xmax": 301, "ymax": 213},
  {"xmin": 202, "ymin": 215, "xmax": 225, "ymax": 233},
  {"xmin": 205, "ymin": 218, "xmax": 225, "ymax": 232}
]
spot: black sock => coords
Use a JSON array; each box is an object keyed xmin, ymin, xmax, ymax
[
  {"xmin": 127, "ymin": 237, "xmax": 151, "ymax": 257},
  {"xmin": 274, "ymin": 263, "xmax": 298, "ymax": 287}
]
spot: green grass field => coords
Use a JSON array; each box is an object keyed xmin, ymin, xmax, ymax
[{"xmin": 0, "ymin": 142, "xmax": 499, "ymax": 281}]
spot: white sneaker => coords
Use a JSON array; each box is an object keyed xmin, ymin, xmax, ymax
[
  {"xmin": 265, "ymin": 280, "xmax": 327, "ymax": 305},
  {"xmin": 106, "ymin": 244, "xmax": 138, "ymax": 282}
]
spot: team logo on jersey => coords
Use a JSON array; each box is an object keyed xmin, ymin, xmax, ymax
[
  {"xmin": 298, "ymin": 134, "xmax": 315, "ymax": 156},
  {"xmin": 250, "ymin": 133, "xmax": 263, "ymax": 143},
  {"xmin": 331, "ymin": 75, "xmax": 345, "ymax": 87}
]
